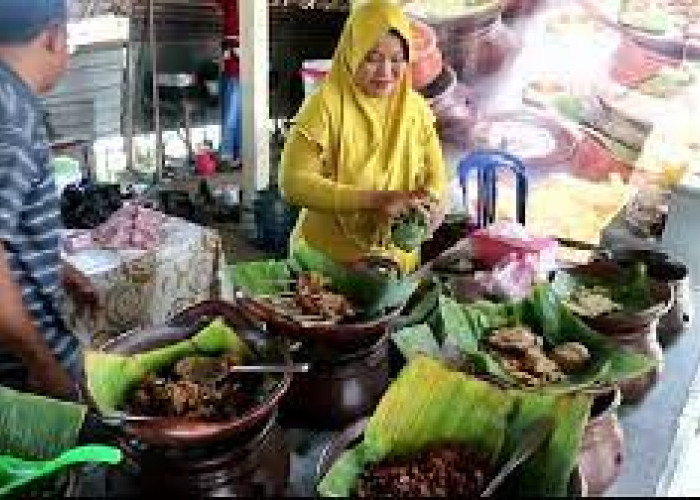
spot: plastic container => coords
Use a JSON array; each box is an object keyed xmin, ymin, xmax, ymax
[{"xmin": 300, "ymin": 59, "xmax": 332, "ymax": 97}]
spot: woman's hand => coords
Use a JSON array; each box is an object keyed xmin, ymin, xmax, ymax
[{"xmin": 366, "ymin": 189, "xmax": 432, "ymax": 222}]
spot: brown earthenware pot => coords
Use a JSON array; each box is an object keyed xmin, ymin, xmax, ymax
[
  {"xmin": 558, "ymin": 260, "xmax": 672, "ymax": 403},
  {"xmin": 579, "ymin": 388, "xmax": 624, "ymax": 496},
  {"xmin": 615, "ymin": 253, "xmax": 692, "ymax": 346},
  {"xmin": 280, "ymin": 332, "xmax": 391, "ymax": 430},
  {"xmin": 118, "ymin": 413, "xmax": 289, "ymax": 497},
  {"xmin": 84, "ymin": 300, "xmax": 293, "ymax": 447}
]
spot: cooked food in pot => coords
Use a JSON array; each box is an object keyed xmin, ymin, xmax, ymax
[
  {"xmin": 295, "ymin": 272, "xmax": 355, "ymax": 321},
  {"xmin": 563, "ymin": 285, "xmax": 622, "ymax": 318},
  {"xmin": 356, "ymin": 444, "xmax": 492, "ymax": 497},
  {"xmin": 485, "ymin": 326, "xmax": 590, "ymax": 386},
  {"xmin": 126, "ymin": 352, "xmax": 267, "ymax": 420}
]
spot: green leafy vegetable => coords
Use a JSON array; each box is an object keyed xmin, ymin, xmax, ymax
[{"xmin": 391, "ymin": 208, "xmax": 428, "ymax": 252}]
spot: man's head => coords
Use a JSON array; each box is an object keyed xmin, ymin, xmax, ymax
[{"xmin": 0, "ymin": 0, "xmax": 69, "ymax": 94}]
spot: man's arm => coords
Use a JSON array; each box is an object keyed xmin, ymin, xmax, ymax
[
  {"xmin": 0, "ymin": 122, "xmax": 74, "ymax": 398},
  {"xmin": 0, "ymin": 244, "xmax": 74, "ymax": 398}
]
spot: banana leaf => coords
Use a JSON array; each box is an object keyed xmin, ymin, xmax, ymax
[
  {"xmin": 527, "ymin": 284, "xmax": 654, "ymax": 386},
  {"xmin": 392, "ymin": 284, "xmax": 655, "ymax": 392},
  {"xmin": 291, "ymin": 241, "xmax": 420, "ymax": 317},
  {"xmin": 393, "ymin": 279, "xmax": 442, "ymax": 330},
  {"xmin": 0, "ymin": 386, "xmax": 86, "ymax": 461},
  {"xmin": 318, "ymin": 357, "xmax": 592, "ymax": 497},
  {"xmin": 225, "ymin": 260, "xmax": 292, "ymax": 296},
  {"xmin": 85, "ymin": 318, "xmax": 252, "ymax": 414},
  {"xmin": 499, "ymin": 391, "xmax": 592, "ymax": 497},
  {"xmin": 391, "ymin": 324, "xmax": 442, "ymax": 361}
]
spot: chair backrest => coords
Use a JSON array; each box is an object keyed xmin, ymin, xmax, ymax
[{"xmin": 457, "ymin": 149, "xmax": 528, "ymax": 228}]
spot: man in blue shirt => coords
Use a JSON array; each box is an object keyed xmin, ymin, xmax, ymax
[{"xmin": 0, "ymin": 0, "xmax": 90, "ymax": 399}]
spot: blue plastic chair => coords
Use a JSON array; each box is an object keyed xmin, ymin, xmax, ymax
[{"xmin": 457, "ymin": 149, "xmax": 528, "ymax": 229}]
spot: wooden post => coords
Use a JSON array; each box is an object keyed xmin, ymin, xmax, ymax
[
  {"xmin": 239, "ymin": 0, "xmax": 270, "ymax": 240},
  {"xmin": 148, "ymin": 0, "xmax": 164, "ymax": 180}
]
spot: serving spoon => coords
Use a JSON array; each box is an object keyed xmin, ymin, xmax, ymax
[{"xmin": 0, "ymin": 445, "xmax": 122, "ymax": 496}]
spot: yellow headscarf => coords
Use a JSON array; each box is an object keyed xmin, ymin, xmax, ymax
[{"xmin": 284, "ymin": 0, "xmax": 446, "ymax": 271}]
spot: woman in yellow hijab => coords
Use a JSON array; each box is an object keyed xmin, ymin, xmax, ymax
[{"xmin": 280, "ymin": 0, "xmax": 446, "ymax": 272}]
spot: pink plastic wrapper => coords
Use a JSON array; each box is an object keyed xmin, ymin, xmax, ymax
[
  {"xmin": 92, "ymin": 203, "xmax": 165, "ymax": 251},
  {"xmin": 474, "ymin": 253, "xmax": 542, "ymax": 300},
  {"xmin": 471, "ymin": 221, "xmax": 558, "ymax": 273}
]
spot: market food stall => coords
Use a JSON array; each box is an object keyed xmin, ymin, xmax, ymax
[{"xmin": 5, "ymin": 0, "xmax": 700, "ymax": 497}]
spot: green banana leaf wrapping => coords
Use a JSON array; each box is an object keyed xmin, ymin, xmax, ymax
[
  {"xmin": 227, "ymin": 243, "xmax": 420, "ymax": 317},
  {"xmin": 393, "ymin": 283, "xmax": 656, "ymax": 391},
  {"xmin": 226, "ymin": 260, "xmax": 291, "ymax": 296},
  {"xmin": 318, "ymin": 357, "xmax": 592, "ymax": 497},
  {"xmin": 0, "ymin": 386, "xmax": 87, "ymax": 461},
  {"xmin": 84, "ymin": 318, "xmax": 252, "ymax": 414}
]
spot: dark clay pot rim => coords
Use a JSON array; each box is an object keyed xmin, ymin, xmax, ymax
[
  {"xmin": 558, "ymin": 261, "xmax": 673, "ymax": 326},
  {"xmin": 82, "ymin": 300, "xmax": 293, "ymax": 447},
  {"xmin": 237, "ymin": 295, "xmax": 401, "ymax": 349},
  {"xmin": 315, "ymin": 418, "xmax": 587, "ymax": 497},
  {"xmin": 291, "ymin": 331, "xmax": 390, "ymax": 368}
]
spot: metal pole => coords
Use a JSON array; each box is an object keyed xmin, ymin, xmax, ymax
[
  {"xmin": 148, "ymin": 0, "xmax": 164, "ymax": 180},
  {"xmin": 124, "ymin": 0, "xmax": 135, "ymax": 173}
]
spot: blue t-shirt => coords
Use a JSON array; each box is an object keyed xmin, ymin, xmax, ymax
[{"xmin": 0, "ymin": 61, "xmax": 79, "ymax": 380}]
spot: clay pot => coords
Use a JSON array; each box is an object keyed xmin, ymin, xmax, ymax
[
  {"xmin": 316, "ymin": 418, "xmax": 588, "ymax": 496},
  {"xmin": 615, "ymin": 321, "xmax": 664, "ymax": 404},
  {"xmin": 237, "ymin": 294, "xmax": 400, "ymax": 349},
  {"xmin": 559, "ymin": 261, "xmax": 672, "ymax": 403},
  {"xmin": 433, "ymin": 15, "xmax": 520, "ymax": 82},
  {"xmin": 84, "ymin": 300, "xmax": 293, "ymax": 447},
  {"xmin": 280, "ymin": 332, "xmax": 391, "ymax": 430},
  {"xmin": 118, "ymin": 414, "xmax": 289, "ymax": 497},
  {"xmin": 82, "ymin": 301, "xmax": 292, "ymax": 496},
  {"xmin": 422, "ymin": 65, "xmax": 476, "ymax": 147},
  {"xmin": 607, "ymin": 250, "xmax": 692, "ymax": 345},
  {"xmin": 579, "ymin": 389, "xmax": 624, "ymax": 496},
  {"xmin": 411, "ymin": 19, "xmax": 444, "ymax": 91}
]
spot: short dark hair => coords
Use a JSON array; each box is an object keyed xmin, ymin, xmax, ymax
[{"xmin": 388, "ymin": 28, "xmax": 410, "ymax": 62}]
